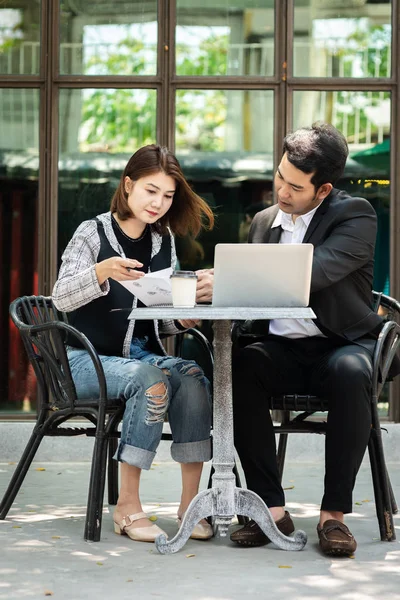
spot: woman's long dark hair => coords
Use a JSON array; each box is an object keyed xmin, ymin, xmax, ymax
[{"xmin": 110, "ymin": 145, "xmax": 214, "ymax": 237}]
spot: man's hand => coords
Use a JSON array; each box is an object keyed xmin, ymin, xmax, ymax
[
  {"xmin": 178, "ymin": 319, "xmax": 200, "ymax": 329},
  {"xmin": 196, "ymin": 268, "xmax": 214, "ymax": 303}
]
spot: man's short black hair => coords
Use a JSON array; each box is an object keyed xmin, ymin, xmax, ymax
[{"xmin": 282, "ymin": 122, "xmax": 349, "ymax": 190}]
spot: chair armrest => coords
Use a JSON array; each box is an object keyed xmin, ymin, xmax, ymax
[
  {"xmin": 175, "ymin": 327, "xmax": 214, "ymax": 383},
  {"xmin": 25, "ymin": 320, "xmax": 108, "ymax": 409},
  {"xmin": 231, "ymin": 319, "xmax": 270, "ymax": 349},
  {"xmin": 372, "ymin": 320, "xmax": 400, "ymax": 392}
]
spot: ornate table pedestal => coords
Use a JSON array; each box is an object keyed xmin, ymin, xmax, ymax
[{"xmin": 128, "ymin": 306, "xmax": 315, "ymax": 554}]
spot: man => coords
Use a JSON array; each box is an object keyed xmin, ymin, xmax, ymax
[{"xmin": 197, "ymin": 122, "xmax": 392, "ymax": 556}]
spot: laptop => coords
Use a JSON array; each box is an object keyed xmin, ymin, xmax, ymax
[{"xmin": 212, "ymin": 243, "xmax": 314, "ymax": 308}]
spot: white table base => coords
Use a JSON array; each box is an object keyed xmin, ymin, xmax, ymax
[{"xmin": 155, "ymin": 319, "xmax": 307, "ymax": 554}]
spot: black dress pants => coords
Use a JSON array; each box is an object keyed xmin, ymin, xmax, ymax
[{"xmin": 232, "ymin": 335, "xmax": 373, "ymax": 514}]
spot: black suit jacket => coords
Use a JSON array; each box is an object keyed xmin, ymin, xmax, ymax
[{"xmin": 248, "ymin": 188, "xmax": 383, "ymax": 344}]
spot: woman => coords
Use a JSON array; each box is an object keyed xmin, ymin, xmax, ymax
[{"xmin": 53, "ymin": 145, "xmax": 214, "ymax": 543}]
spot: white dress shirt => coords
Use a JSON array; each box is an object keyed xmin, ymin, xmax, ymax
[{"xmin": 268, "ymin": 206, "xmax": 325, "ymax": 339}]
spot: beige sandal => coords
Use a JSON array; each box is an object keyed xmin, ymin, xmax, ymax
[
  {"xmin": 114, "ymin": 511, "xmax": 167, "ymax": 543},
  {"xmin": 177, "ymin": 515, "xmax": 214, "ymax": 540}
]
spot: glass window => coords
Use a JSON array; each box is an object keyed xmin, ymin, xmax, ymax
[
  {"xmin": 59, "ymin": 1, "xmax": 157, "ymax": 75},
  {"xmin": 0, "ymin": 2, "xmax": 41, "ymax": 75},
  {"xmin": 293, "ymin": 0, "xmax": 392, "ymax": 78},
  {"xmin": 58, "ymin": 88, "xmax": 157, "ymax": 262},
  {"xmin": 293, "ymin": 90, "xmax": 391, "ymax": 295},
  {"xmin": 0, "ymin": 89, "xmax": 39, "ymax": 414},
  {"xmin": 175, "ymin": 89, "xmax": 274, "ymax": 270},
  {"xmin": 176, "ymin": 0, "xmax": 275, "ymax": 76}
]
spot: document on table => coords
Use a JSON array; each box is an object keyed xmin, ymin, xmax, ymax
[{"xmin": 118, "ymin": 267, "xmax": 173, "ymax": 306}]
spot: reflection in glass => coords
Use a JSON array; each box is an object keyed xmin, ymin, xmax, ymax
[
  {"xmin": 293, "ymin": 0, "xmax": 391, "ymax": 78},
  {"xmin": 0, "ymin": 89, "xmax": 39, "ymax": 413},
  {"xmin": 293, "ymin": 90, "xmax": 391, "ymax": 296},
  {"xmin": 176, "ymin": 89, "xmax": 273, "ymax": 152},
  {"xmin": 59, "ymin": 1, "xmax": 157, "ymax": 75},
  {"xmin": 0, "ymin": 2, "xmax": 41, "ymax": 74},
  {"xmin": 175, "ymin": 89, "xmax": 274, "ymax": 271},
  {"xmin": 58, "ymin": 88, "xmax": 156, "ymax": 264},
  {"xmin": 176, "ymin": 0, "xmax": 275, "ymax": 76},
  {"xmin": 293, "ymin": 90, "xmax": 390, "ymax": 147}
]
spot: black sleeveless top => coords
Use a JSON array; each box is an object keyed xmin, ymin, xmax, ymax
[
  {"xmin": 67, "ymin": 218, "xmax": 171, "ymax": 356},
  {"xmin": 111, "ymin": 216, "xmax": 152, "ymax": 339}
]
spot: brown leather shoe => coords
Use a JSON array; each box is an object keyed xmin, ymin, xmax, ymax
[
  {"xmin": 230, "ymin": 511, "xmax": 295, "ymax": 547},
  {"xmin": 317, "ymin": 520, "xmax": 357, "ymax": 557}
]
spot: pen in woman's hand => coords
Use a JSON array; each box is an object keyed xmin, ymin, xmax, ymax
[{"xmin": 96, "ymin": 257, "xmax": 144, "ymax": 285}]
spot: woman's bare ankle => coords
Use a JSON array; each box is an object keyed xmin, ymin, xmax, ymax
[
  {"xmin": 115, "ymin": 501, "xmax": 142, "ymax": 514},
  {"xmin": 178, "ymin": 495, "xmax": 197, "ymax": 519},
  {"xmin": 114, "ymin": 501, "xmax": 152, "ymax": 529},
  {"xmin": 177, "ymin": 504, "xmax": 187, "ymax": 520}
]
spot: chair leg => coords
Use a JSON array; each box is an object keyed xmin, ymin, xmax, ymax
[
  {"xmin": 233, "ymin": 461, "xmax": 249, "ymax": 525},
  {"xmin": 0, "ymin": 427, "xmax": 44, "ymax": 519},
  {"xmin": 107, "ymin": 437, "xmax": 119, "ymax": 506},
  {"xmin": 276, "ymin": 411, "xmax": 291, "ymax": 482},
  {"xmin": 368, "ymin": 429, "xmax": 396, "ymax": 541},
  {"xmin": 205, "ymin": 464, "xmax": 215, "ymax": 526},
  {"xmin": 206, "ymin": 464, "xmax": 214, "ymax": 491},
  {"xmin": 277, "ymin": 434, "xmax": 288, "ymax": 482},
  {"xmin": 84, "ymin": 433, "xmax": 109, "ymax": 542},
  {"xmin": 388, "ymin": 469, "xmax": 398, "ymax": 514}
]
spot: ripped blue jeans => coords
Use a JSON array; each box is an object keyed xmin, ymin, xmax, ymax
[{"xmin": 67, "ymin": 337, "xmax": 212, "ymax": 470}]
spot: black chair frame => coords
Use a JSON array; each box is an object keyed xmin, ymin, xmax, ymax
[{"xmin": 0, "ymin": 295, "xmax": 225, "ymax": 541}]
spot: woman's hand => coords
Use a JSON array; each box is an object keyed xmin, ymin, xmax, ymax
[
  {"xmin": 176, "ymin": 268, "xmax": 214, "ymax": 325},
  {"xmin": 95, "ymin": 257, "xmax": 145, "ymax": 286},
  {"xmin": 195, "ymin": 268, "xmax": 214, "ymax": 303},
  {"xmin": 178, "ymin": 319, "xmax": 200, "ymax": 329}
]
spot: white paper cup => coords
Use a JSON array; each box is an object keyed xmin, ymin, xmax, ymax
[{"xmin": 170, "ymin": 271, "xmax": 197, "ymax": 308}]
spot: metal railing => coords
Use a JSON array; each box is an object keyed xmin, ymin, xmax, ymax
[{"xmin": 0, "ymin": 39, "xmax": 391, "ymax": 151}]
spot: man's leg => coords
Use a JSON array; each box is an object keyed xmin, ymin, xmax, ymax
[
  {"xmin": 310, "ymin": 343, "xmax": 373, "ymax": 555},
  {"xmin": 231, "ymin": 338, "xmax": 306, "ymax": 545}
]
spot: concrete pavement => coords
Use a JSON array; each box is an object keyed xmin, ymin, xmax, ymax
[{"xmin": 1, "ymin": 458, "xmax": 399, "ymax": 600}]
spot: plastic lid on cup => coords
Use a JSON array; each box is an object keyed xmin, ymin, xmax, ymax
[{"xmin": 170, "ymin": 270, "xmax": 198, "ymax": 279}]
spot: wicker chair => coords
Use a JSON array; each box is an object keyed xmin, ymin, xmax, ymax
[
  {"xmin": 231, "ymin": 291, "xmax": 399, "ymax": 541},
  {"xmin": 0, "ymin": 295, "xmax": 212, "ymax": 541}
]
